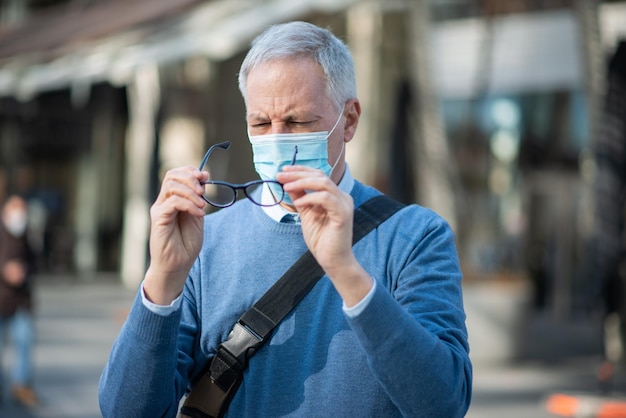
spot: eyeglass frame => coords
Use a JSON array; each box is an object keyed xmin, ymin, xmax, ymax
[{"xmin": 198, "ymin": 140, "xmax": 298, "ymax": 208}]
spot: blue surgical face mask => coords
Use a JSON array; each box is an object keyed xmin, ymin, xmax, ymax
[{"xmin": 248, "ymin": 109, "xmax": 344, "ymax": 204}]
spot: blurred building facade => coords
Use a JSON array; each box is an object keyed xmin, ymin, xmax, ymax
[{"xmin": 0, "ymin": 0, "xmax": 624, "ymax": 332}]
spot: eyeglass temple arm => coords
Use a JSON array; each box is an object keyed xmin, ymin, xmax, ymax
[
  {"xmin": 199, "ymin": 141, "xmax": 231, "ymax": 171},
  {"xmin": 291, "ymin": 145, "xmax": 298, "ymax": 165}
]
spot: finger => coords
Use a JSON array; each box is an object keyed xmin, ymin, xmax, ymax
[
  {"xmin": 281, "ymin": 164, "xmax": 321, "ymax": 173},
  {"xmin": 160, "ymin": 167, "xmax": 207, "ymax": 195},
  {"xmin": 277, "ymin": 165, "xmax": 325, "ymax": 182},
  {"xmin": 281, "ymin": 174, "xmax": 336, "ymax": 196},
  {"xmin": 152, "ymin": 185, "xmax": 207, "ymax": 221},
  {"xmin": 277, "ymin": 166, "xmax": 326, "ymax": 192},
  {"xmin": 291, "ymin": 189, "xmax": 337, "ymax": 210},
  {"xmin": 152, "ymin": 194, "xmax": 206, "ymax": 221},
  {"xmin": 160, "ymin": 180, "xmax": 206, "ymax": 209},
  {"xmin": 157, "ymin": 168, "xmax": 207, "ymax": 208}
]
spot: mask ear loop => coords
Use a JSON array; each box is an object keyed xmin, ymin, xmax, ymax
[
  {"xmin": 326, "ymin": 105, "xmax": 346, "ymax": 179},
  {"xmin": 328, "ymin": 140, "xmax": 346, "ymax": 179},
  {"xmin": 326, "ymin": 105, "xmax": 345, "ymax": 139}
]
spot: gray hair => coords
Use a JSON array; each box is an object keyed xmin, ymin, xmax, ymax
[{"xmin": 238, "ymin": 21, "xmax": 357, "ymax": 111}]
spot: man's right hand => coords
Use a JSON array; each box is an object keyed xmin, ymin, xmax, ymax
[{"xmin": 143, "ymin": 166, "xmax": 208, "ymax": 305}]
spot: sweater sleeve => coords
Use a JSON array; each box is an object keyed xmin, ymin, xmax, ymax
[
  {"xmin": 345, "ymin": 215, "xmax": 472, "ymax": 418},
  {"xmin": 99, "ymin": 288, "xmax": 198, "ymax": 418}
]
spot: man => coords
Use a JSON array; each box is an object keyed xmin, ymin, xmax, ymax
[
  {"xmin": 99, "ymin": 21, "xmax": 472, "ymax": 417},
  {"xmin": 0, "ymin": 194, "xmax": 38, "ymax": 407}
]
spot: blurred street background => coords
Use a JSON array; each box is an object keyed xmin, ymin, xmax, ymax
[{"xmin": 0, "ymin": 0, "xmax": 625, "ymax": 417}]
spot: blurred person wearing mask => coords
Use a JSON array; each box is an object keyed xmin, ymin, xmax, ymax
[
  {"xmin": 0, "ymin": 194, "xmax": 38, "ymax": 407},
  {"xmin": 99, "ymin": 21, "xmax": 471, "ymax": 418}
]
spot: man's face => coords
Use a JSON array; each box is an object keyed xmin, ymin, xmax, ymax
[{"xmin": 245, "ymin": 57, "xmax": 347, "ymax": 183}]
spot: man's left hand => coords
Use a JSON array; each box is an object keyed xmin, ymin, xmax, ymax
[{"xmin": 277, "ymin": 166, "xmax": 373, "ymax": 307}]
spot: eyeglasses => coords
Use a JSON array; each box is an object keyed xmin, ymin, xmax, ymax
[{"xmin": 199, "ymin": 141, "xmax": 298, "ymax": 208}]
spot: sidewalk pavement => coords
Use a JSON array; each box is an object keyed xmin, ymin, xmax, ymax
[
  {"xmin": 468, "ymin": 357, "xmax": 626, "ymax": 418},
  {"xmin": 0, "ymin": 275, "xmax": 623, "ymax": 418},
  {"xmin": 465, "ymin": 281, "xmax": 626, "ymax": 418}
]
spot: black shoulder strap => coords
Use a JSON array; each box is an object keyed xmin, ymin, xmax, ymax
[{"xmin": 180, "ymin": 195, "xmax": 405, "ymax": 418}]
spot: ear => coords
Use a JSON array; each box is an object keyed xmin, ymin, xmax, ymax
[{"xmin": 342, "ymin": 98, "xmax": 361, "ymax": 143}]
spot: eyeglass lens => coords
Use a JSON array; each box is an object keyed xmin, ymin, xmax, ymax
[{"xmin": 202, "ymin": 183, "xmax": 237, "ymax": 207}]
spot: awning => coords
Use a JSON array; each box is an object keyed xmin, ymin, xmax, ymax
[
  {"xmin": 0, "ymin": 0, "xmax": 358, "ymax": 101},
  {"xmin": 431, "ymin": 10, "xmax": 583, "ymax": 98}
]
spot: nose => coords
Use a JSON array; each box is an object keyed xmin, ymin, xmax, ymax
[{"xmin": 269, "ymin": 122, "xmax": 290, "ymax": 135}]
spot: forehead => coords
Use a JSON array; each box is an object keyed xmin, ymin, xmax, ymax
[{"xmin": 245, "ymin": 57, "xmax": 332, "ymax": 115}]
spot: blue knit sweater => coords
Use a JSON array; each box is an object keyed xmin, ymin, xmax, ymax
[{"xmin": 99, "ymin": 181, "xmax": 472, "ymax": 417}]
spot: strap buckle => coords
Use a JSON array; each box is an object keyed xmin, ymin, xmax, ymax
[
  {"xmin": 208, "ymin": 322, "xmax": 263, "ymax": 392},
  {"xmin": 221, "ymin": 322, "xmax": 264, "ymax": 367}
]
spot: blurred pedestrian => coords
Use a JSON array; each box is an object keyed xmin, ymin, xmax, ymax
[{"xmin": 0, "ymin": 194, "xmax": 38, "ymax": 407}]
